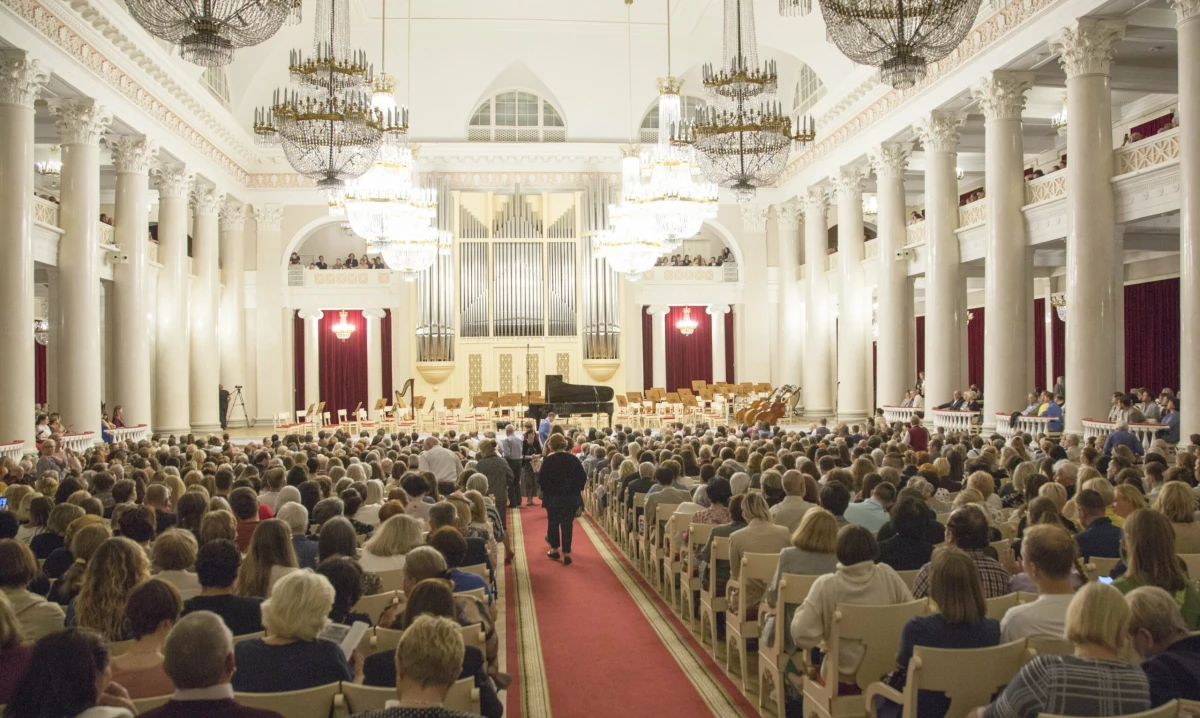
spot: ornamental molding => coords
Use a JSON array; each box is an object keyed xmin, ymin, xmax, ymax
[
  {"xmin": 1050, "ymin": 18, "xmax": 1127, "ymax": 78},
  {"xmin": 804, "ymin": 187, "xmax": 829, "ymax": 215},
  {"xmin": 832, "ymin": 167, "xmax": 866, "ymax": 200},
  {"xmin": 0, "ymin": 0, "xmax": 252, "ymax": 183},
  {"xmin": 779, "ymin": 0, "xmax": 1065, "ymax": 184},
  {"xmin": 219, "ymin": 201, "xmax": 245, "ymax": 231},
  {"xmin": 362, "ymin": 307, "xmax": 389, "ymax": 319},
  {"xmin": 914, "ymin": 111, "xmax": 967, "ymax": 154},
  {"xmin": 777, "ymin": 202, "xmax": 803, "ymax": 232},
  {"xmin": 154, "ymin": 165, "xmax": 193, "ymax": 199},
  {"xmin": 868, "ymin": 142, "xmax": 913, "ymax": 179},
  {"xmin": 971, "ymin": 71, "xmax": 1034, "ymax": 121},
  {"xmin": 705, "ymin": 304, "xmax": 732, "ymax": 315},
  {"xmin": 253, "ymin": 204, "xmax": 283, "ymax": 231},
  {"xmin": 247, "ymin": 170, "xmax": 624, "ymax": 191},
  {"xmin": 740, "ymin": 204, "xmax": 770, "ymax": 232},
  {"xmin": 49, "ymin": 97, "xmax": 111, "ymax": 145},
  {"xmin": 108, "ymin": 135, "xmax": 158, "ymax": 174},
  {"xmin": 1170, "ymin": 0, "xmax": 1200, "ymax": 23},
  {"xmin": 190, "ymin": 185, "xmax": 224, "ymax": 215},
  {"xmin": 0, "ymin": 50, "xmax": 49, "ymax": 108}
]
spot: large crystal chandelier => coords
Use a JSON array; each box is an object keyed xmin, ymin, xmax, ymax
[
  {"xmin": 676, "ymin": 0, "xmax": 815, "ymax": 203},
  {"xmin": 817, "ymin": 0, "xmax": 982, "ymax": 89},
  {"xmin": 254, "ymin": 0, "xmax": 404, "ymax": 194},
  {"xmin": 125, "ymin": 0, "xmax": 299, "ymax": 67}
]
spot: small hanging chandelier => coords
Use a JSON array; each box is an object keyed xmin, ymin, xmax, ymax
[
  {"xmin": 33, "ymin": 319, "xmax": 49, "ymax": 346},
  {"xmin": 676, "ymin": 306, "xmax": 699, "ymax": 336},
  {"xmin": 1051, "ymin": 92, "xmax": 1068, "ymax": 135},
  {"xmin": 1051, "ymin": 294, "xmax": 1067, "ymax": 322},
  {"xmin": 331, "ymin": 310, "xmax": 356, "ymax": 340},
  {"xmin": 35, "ymin": 146, "xmax": 61, "ymax": 178},
  {"xmin": 125, "ymin": 0, "xmax": 299, "ymax": 67}
]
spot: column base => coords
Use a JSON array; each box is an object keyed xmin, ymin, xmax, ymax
[
  {"xmin": 803, "ymin": 408, "xmax": 835, "ymax": 422},
  {"xmin": 154, "ymin": 425, "xmax": 191, "ymax": 437},
  {"xmin": 190, "ymin": 422, "xmax": 224, "ymax": 435},
  {"xmin": 838, "ymin": 411, "xmax": 869, "ymax": 425}
]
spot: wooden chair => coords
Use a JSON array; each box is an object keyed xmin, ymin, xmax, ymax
[
  {"xmin": 1089, "ymin": 556, "xmax": 1120, "ymax": 578},
  {"xmin": 234, "ymin": 682, "xmax": 342, "ymax": 718},
  {"xmin": 445, "ymin": 677, "xmax": 482, "ymax": 715},
  {"xmin": 726, "ymin": 551, "xmax": 782, "ymax": 690},
  {"xmin": 461, "ymin": 563, "xmax": 489, "ymax": 582},
  {"xmin": 985, "ymin": 593, "xmax": 1020, "ymax": 621},
  {"xmin": 233, "ymin": 631, "xmax": 265, "ymax": 644},
  {"xmin": 864, "ymin": 639, "xmax": 1033, "ymax": 718},
  {"xmin": 698, "ymin": 536, "xmax": 730, "ymax": 656},
  {"xmin": 802, "ymin": 599, "xmax": 930, "ymax": 718},
  {"xmin": 990, "ymin": 539, "xmax": 1011, "ymax": 557},
  {"xmin": 376, "ymin": 568, "xmax": 405, "ymax": 593},
  {"xmin": 455, "ymin": 588, "xmax": 488, "ymax": 604},
  {"xmin": 1180, "ymin": 553, "xmax": 1200, "ymax": 587},
  {"xmin": 628, "ymin": 493, "xmax": 648, "ymax": 566},
  {"xmin": 647, "ymin": 503, "xmax": 681, "ymax": 593},
  {"xmin": 338, "ymin": 683, "xmax": 396, "ymax": 714},
  {"xmin": 683, "ymin": 524, "xmax": 715, "ymax": 629},
  {"xmin": 1026, "ymin": 635, "xmax": 1074, "ymax": 656},
  {"xmin": 895, "ymin": 569, "xmax": 920, "ymax": 591},
  {"xmin": 1038, "ymin": 700, "xmax": 1181, "ymax": 718},
  {"xmin": 131, "ymin": 695, "xmax": 171, "ymax": 714},
  {"xmin": 758, "ymin": 573, "xmax": 819, "ymax": 718},
  {"xmin": 353, "ymin": 591, "xmax": 398, "ymax": 623},
  {"xmin": 372, "ymin": 624, "xmax": 484, "ymax": 655}
]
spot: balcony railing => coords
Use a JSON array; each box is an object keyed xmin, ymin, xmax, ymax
[
  {"xmin": 0, "ymin": 440, "xmax": 26, "ymax": 461},
  {"xmin": 905, "ymin": 220, "xmax": 927, "ymax": 247},
  {"xmin": 1081, "ymin": 418, "xmax": 1170, "ymax": 448},
  {"xmin": 109, "ymin": 424, "xmax": 151, "ymax": 443},
  {"xmin": 288, "ymin": 267, "xmax": 397, "ymax": 288},
  {"xmin": 958, "ymin": 198, "xmax": 987, "ymax": 227},
  {"xmin": 637, "ymin": 264, "xmax": 739, "ymax": 283},
  {"xmin": 1026, "ymin": 172, "xmax": 1067, "ymax": 204},
  {"xmin": 931, "ymin": 409, "xmax": 979, "ymax": 434},
  {"xmin": 995, "ymin": 413, "xmax": 1055, "ymax": 439},
  {"xmin": 881, "ymin": 406, "xmax": 919, "ymax": 424},
  {"xmin": 1115, "ymin": 127, "xmax": 1180, "ymax": 175}
]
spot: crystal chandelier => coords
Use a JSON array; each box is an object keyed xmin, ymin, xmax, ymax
[
  {"xmin": 862, "ymin": 193, "xmax": 878, "ymax": 216},
  {"xmin": 818, "ymin": 0, "xmax": 983, "ymax": 89},
  {"xmin": 33, "ymin": 319, "xmax": 49, "ymax": 346},
  {"xmin": 1051, "ymin": 294, "xmax": 1067, "ymax": 322},
  {"xmin": 676, "ymin": 306, "xmax": 699, "ymax": 336},
  {"xmin": 374, "ymin": 226, "xmax": 452, "ymax": 282},
  {"xmin": 1051, "ymin": 92, "xmax": 1068, "ymax": 135},
  {"xmin": 592, "ymin": 223, "xmax": 665, "ymax": 278},
  {"xmin": 370, "ymin": 0, "xmax": 396, "ymax": 112},
  {"xmin": 125, "ymin": 0, "xmax": 299, "ymax": 67},
  {"xmin": 676, "ymin": 0, "xmax": 815, "ymax": 203},
  {"xmin": 34, "ymin": 145, "xmax": 61, "ymax": 178},
  {"xmin": 331, "ymin": 310, "xmax": 355, "ymax": 340}
]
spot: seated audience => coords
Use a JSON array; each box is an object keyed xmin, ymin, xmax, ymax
[
  {"xmin": 4, "ymin": 628, "xmax": 137, "ymax": 718},
  {"xmin": 0, "ymin": 538, "xmax": 65, "ymax": 640},
  {"xmin": 69, "ymin": 536, "xmax": 150, "ymax": 642},
  {"xmin": 31, "ymin": 502, "xmax": 84, "ymax": 560},
  {"xmin": 1113, "ymin": 509, "xmax": 1200, "ymax": 629},
  {"xmin": 728, "ymin": 493, "xmax": 791, "ymax": 614},
  {"xmin": 109, "ymin": 579, "xmax": 182, "ymax": 699},
  {"xmin": 769, "ymin": 470, "xmax": 816, "ymax": 533},
  {"xmin": 183, "ymin": 539, "xmax": 264, "ymax": 637},
  {"xmin": 234, "ymin": 519, "xmax": 298, "ymax": 599},
  {"xmin": 397, "ymin": 547, "xmax": 498, "ymax": 675},
  {"xmin": 315, "ymin": 556, "xmax": 371, "ymax": 626},
  {"xmin": 153, "ymin": 529, "xmax": 202, "ymax": 599},
  {"xmin": 229, "ymin": 488, "xmax": 261, "ymax": 552},
  {"xmin": 697, "ymin": 494, "xmax": 748, "ymax": 595},
  {"xmin": 318, "ymin": 517, "xmax": 383, "ymax": 595},
  {"xmin": 360, "ymin": 514, "xmax": 423, "ymax": 574},
  {"xmin": 275, "ymin": 502, "xmax": 319, "ymax": 570},
  {"xmin": 876, "ymin": 494, "xmax": 938, "ymax": 571},
  {"xmin": 843, "ymin": 477, "xmax": 895, "ymax": 533},
  {"xmin": 763, "ymin": 508, "xmax": 839, "ymax": 651},
  {"xmin": 1125, "ymin": 585, "xmax": 1200, "ymax": 707},
  {"xmin": 1073, "ymin": 488, "xmax": 1123, "ymax": 560},
  {"xmin": 0, "ymin": 593, "xmax": 31, "ymax": 705},
  {"xmin": 427, "ymin": 527, "xmax": 493, "ymax": 604},
  {"xmin": 913, "ymin": 506, "xmax": 1008, "ymax": 599},
  {"xmin": 1154, "ymin": 481, "xmax": 1200, "ymax": 553}
]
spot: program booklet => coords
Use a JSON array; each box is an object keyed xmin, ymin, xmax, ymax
[{"xmin": 318, "ymin": 620, "xmax": 369, "ymax": 659}]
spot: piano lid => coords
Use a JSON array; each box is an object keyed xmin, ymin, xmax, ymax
[{"xmin": 543, "ymin": 375, "xmax": 615, "ymax": 404}]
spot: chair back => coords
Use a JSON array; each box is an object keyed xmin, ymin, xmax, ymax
[
  {"xmin": 771, "ymin": 573, "xmax": 819, "ymax": 650},
  {"xmin": 1026, "ymin": 635, "xmax": 1074, "ymax": 656},
  {"xmin": 688, "ymin": 524, "xmax": 715, "ymax": 575},
  {"xmin": 984, "ymin": 593, "xmax": 1020, "ymax": 621},
  {"xmin": 989, "ymin": 539, "xmax": 1011, "ymax": 557},
  {"xmin": 905, "ymin": 640, "xmax": 1032, "ymax": 718},
  {"xmin": 374, "ymin": 626, "xmax": 403, "ymax": 653},
  {"xmin": 1090, "ymin": 556, "xmax": 1120, "ymax": 577},
  {"xmin": 653, "ymin": 503, "xmax": 681, "ymax": 549},
  {"xmin": 705, "ymin": 536, "xmax": 731, "ymax": 600},
  {"xmin": 131, "ymin": 695, "xmax": 171, "ymax": 714},
  {"xmin": 339, "ymin": 683, "xmax": 396, "ymax": 714},
  {"xmin": 1039, "ymin": 699, "xmax": 1180, "ymax": 718},
  {"xmin": 895, "ymin": 569, "xmax": 920, "ymax": 590},
  {"xmin": 739, "ymin": 552, "xmax": 784, "ymax": 590},
  {"xmin": 461, "ymin": 563, "xmax": 489, "ymax": 581},
  {"xmin": 831, "ymin": 599, "xmax": 930, "ymax": 691},
  {"xmin": 445, "ymin": 677, "xmax": 481, "ymax": 715},
  {"xmin": 462, "ymin": 622, "xmax": 486, "ymax": 650},
  {"xmin": 234, "ymin": 682, "xmax": 342, "ymax": 718},
  {"xmin": 1180, "ymin": 554, "xmax": 1200, "ymax": 587},
  {"xmin": 353, "ymin": 591, "xmax": 398, "ymax": 623},
  {"xmin": 455, "ymin": 588, "xmax": 488, "ymax": 604},
  {"xmin": 376, "ymin": 568, "xmax": 405, "ymax": 593},
  {"xmin": 232, "ymin": 631, "xmax": 265, "ymax": 644}
]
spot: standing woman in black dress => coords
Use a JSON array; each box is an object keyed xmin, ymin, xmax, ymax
[
  {"xmin": 538, "ymin": 433, "xmax": 587, "ymax": 565},
  {"xmin": 520, "ymin": 427, "xmax": 542, "ymax": 507}
]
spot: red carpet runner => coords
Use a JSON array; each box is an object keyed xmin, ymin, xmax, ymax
[{"xmin": 505, "ymin": 503, "xmax": 758, "ymax": 717}]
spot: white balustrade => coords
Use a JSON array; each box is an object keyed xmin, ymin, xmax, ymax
[
  {"xmin": 881, "ymin": 406, "xmax": 918, "ymax": 424},
  {"xmin": 60, "ymin": 431, "xmax": 98, "ymax": 453},
  {"xmin": 1025, "ymin": 172, "xmax": 1067, "ymax": 204},
  {"xmin": 1132, "ymin": 423, "xmax": 1170, "ymax": 448},
  {"xmin": 1082, "ymin": 419, "xmax": 1115, "ymax": 444},
  {"xmin": 931, "ymin": 409, "xmax": 980, "ymax": 434},
  {"xmin": 108, "ymin": 424, "xmax": 150, "ymax": 443},
  {"xmin": 905, "ymin": 220, "xmax": 927, "ymax": 247},
  {"xmin": 0, "ymin": 440, "xmax": 26, "ymax": 461},
  {"xmin": 995, "ymin": 413, "xmax": 1056, "ymax": 439},
  {"xmin": 1115, "ymin": 127, "xmax": 1180, "ymax": 175},
  {"xmin": 958, "ymin": 198, "xmax": 987, "ymax": 227},
  {"xmin": 33, "ymin": 196, "xmax": 58, "ymax": 227}
]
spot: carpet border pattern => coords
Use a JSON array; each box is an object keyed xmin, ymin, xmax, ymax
[{"xmin": 509, "ymin": 508, "xmax": 553, "ymax": 718}]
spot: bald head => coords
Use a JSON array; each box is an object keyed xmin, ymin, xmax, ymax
[
  {"xmin": 782, "ymin": 470, "xmax": 805, "ymax": 496},
  {"xmin": 163, "ymin": 611, "xmax": 234, "ymax": 689}
]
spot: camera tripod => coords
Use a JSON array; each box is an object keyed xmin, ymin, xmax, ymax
[{"xmin": 227, "ymin": 386, "xmax": 253, "ymax": 428}]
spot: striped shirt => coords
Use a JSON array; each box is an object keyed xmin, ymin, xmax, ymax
[
  {"xmin": 982, "ymin": 655, "xmax": 1150, "ymax": 718},
  {"xmin": 912, "ymin": 548, "xmax": 1010, "ymax": 599}
]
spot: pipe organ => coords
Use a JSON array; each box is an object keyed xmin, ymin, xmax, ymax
[{"xmin": 416, "ymin": 176, "xmax": 455, "ymax": 361}]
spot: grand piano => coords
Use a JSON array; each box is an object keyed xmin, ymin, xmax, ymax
[{"xmin": 525, "ymin": 375, "xmax": 615, "ymax": 428}]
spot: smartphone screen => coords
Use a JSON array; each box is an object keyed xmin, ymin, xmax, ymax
[
  {"xmin": 0, "ymin": 497, "xmax": 7, "ymax": 510},
  {"xmin": 1098, "ymin": 576, "xmax": 1114, "ymax": 585}
]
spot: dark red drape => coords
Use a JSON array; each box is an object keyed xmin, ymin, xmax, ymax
[
  {"xmin": 664, "ymin": 306, "xmax": 713, "ymax": 393},
  {"xmin": 34, "ymin": 342, "xmax": 46, "ymax": 405},
  {"xmin": 725, "ymin": 310, "xmax": 735, "ymax": 383},
  {"xmin": 1130, "ymin": 114, "xmax": 1173, "ymax": 140},
  {"xmin": 293, "ymin": 313, "xmax": 305, "ymax": 412},
  {"xmin": 1125, "ymin": 278, "xmax": 1180, "ymax": 394},
  {"xmin": 915, "ymin": 316, "xmax": 925, "ymax": 376},
  {"xmin": 1051, "ymin": 300, "xmax": 1065, "ymax": 390},
  {"xmin": 967, "ymin": 307, "xmax": 985, "ymax": 389},
  {"xmin": 381, "ymin": 309, "xmax": 393, "ymax": 399},
  {"xmin": 1034, "ymin": 298, "xmax": 1047, "ymax": 391},
  {"xmin": 642, "ymin": 307, "xmax": 654, "ymax": 390},
  {"xmin": 318, "ymin": 310, "xmax": 369, "ymax": 418}
]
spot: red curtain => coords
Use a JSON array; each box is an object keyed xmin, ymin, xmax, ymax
[
  {"xmin": 1034, "ymin": 298, "xmax": 1047, "ymax": 391},
  {"xmin": 967, "ymin": 307, "xmax": 985, "ymax": 389},
  {"xmin": 725, "ymin": 310, "xmax": 735, "ymax": 383},
  {"xmin": 1051, "ymin": 300, "xmax": 1065, "ymax": 390},
  {"xmin": 1130, "ymin": 114, "xmax": 1173, "ymax": 140},
  {"xmin": 664, "ymin": 306, "xmax": 713, "ymax": 392},
  {"xmin": 34, "ymin": 343, "xmax": 46, "ymax": 405},
  {"xmin": 293, "ymin": 313, "xmax": 305, "ymax": 411},
  {"xmin": 642, "ymin": 307, "xmax": 654, "ymax": 390},
  {"xmin": 915, "ymin": 316, "xmax": 925, "ymax": 375},
  {"xmin": 1125, "ymin": 278, "xmax": 1180, "ymax": 394},
  {"xmin": 318, "ymin": 310, "xmax": 369, "ymax": 418},
  {"xmin": 381, "ymin": 309, "xmax": 393, "ymax": 399}
]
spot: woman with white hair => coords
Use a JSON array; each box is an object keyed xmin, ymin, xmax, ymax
[
  {"xmin": 356, "ymin": 479, "xmax": 386, "ymax": 527},
  {"xmin": 360, "ymin": 515, "xmax": 424, "ymax": 573},
  {"xmin": 277, "ymin": 502, "xmax": 319, "ymax": 569},
  {"xmin": 273, "ymin": 485, "xmax": 302, "ymax": 514},
  {"xmin": 231, "ymin": 570, "xmax": 361, "ymax": 693}
]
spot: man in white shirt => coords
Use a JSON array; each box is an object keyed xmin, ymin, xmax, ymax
[
  {"xmin": 417, "ymin": 436, "xmax": 463, "ymax": 485},
  {"xmin": 843, "ymin": 478, "xmax": 895, "ymax": 533},
  {"xmin": 770, "ymin": 470, "xmax": 815, "ymax": 533},
  {"xmin": 911, "ymin": 392, "xmax": 924, "ymax": 409},
  {"xmin": 1000, "ymin": 524, "xmax": 1077, "ymax": 642}
]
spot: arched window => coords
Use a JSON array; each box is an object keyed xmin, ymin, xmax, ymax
[
  {"xmin": 468, "ymin": 90, "xmax": 566, "ymax": 142},
  {"xmin": 639, "ymin": 95, "xmax": 706, "ymax": 143},
  {"xmin": 201, "ymin": 67, "xmax": 230, "ymax": 107},
  {"xmin": 793, "ymin": 63, "xmax": 825, "ymax": 117}
]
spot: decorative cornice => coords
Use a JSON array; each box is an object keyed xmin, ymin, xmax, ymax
[
  {"xmin": 868, "ymin": 143, "xmax": 913, "ymax": 179},
  {"xmin": 804, "ymin": 187, "xmax": 829, "ymax": 215},
  {"xmin": 297, "ymin": 308, "xmax": 324, "ymax": 321},
  {"xmin": 1050, "ymin": 18, "xmax": 1127, "ymax": 78},
  {"xmin": 914, "ymin": 111, "xmax": 967, "ymax": 154},
  {"xmin": 0, "ymin": 50, "xmax": 49, "ymax": 108},
  {"xmin": 832, "ymin": 167, "xmax": 866, "ymax": 200},
  {"xmin": 705, "ymin": 304, "xmax": 732, "ymax": 315},
  {"xmin": 972, "ymin": 71, "xmax": 1035, "ymax": 121},
  {"xmin": 49, "ymin": 98, "xmax": 111, "ymax": 145},
  {"xmin": 253, "ymin": 204, "xmax": 283, "ymax": 231},
  {"xmin": 777, "ymin": 202, "xmax": 803, "ymax": 232},
  {"xmin": 190, "ymin": 185, "xmax": 224, "ymax": 215},
  {"xmin": 740, "ymin": 204, "xmax": 770, "ymax": 232},
  {"xmin": 362, "ymin": 307, "xmax": 389, "ymax": 320},
  {"xmin": 154, "ymin": 165, "xmax": 194, "ymax": 199},
  {"xmin": 219, "ymin": 201, "xmax": 245, "ymax": 231},
  {"xmin": 1170, "ymin": 0, "xmax": 1200, "ymax": 24},
  {"xmin": 108, "ymin": 135, "xmax": 158, "ymax": 174}
]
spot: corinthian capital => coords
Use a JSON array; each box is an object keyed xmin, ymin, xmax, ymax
[
  {"xmin": 154, "ymin": 165, "xmax": 194, "ymax": 199},
  {"xmin": 740, "ymin": 204, "xmax": 769, "ymax": 232},
  {"xmin": 1051, "ymin": 18, "xmax": 1127, "ymax": 78},
  {"xmin": 1170, "ymin": 0, "xmax": 1200, "ymax": 23},
  {"xmin": 49, "ymin": 98, "xmax": 112, "ymax": 146},
  {"xmin": 109, "ymin": 136, "xmax": 159, "ymax": 175},
  {"xmin": 777, "ymin": 202, "xmax": 803, "ymax": 232},
  {"xmin": 972, "ymin": 72, "xmax": 1035, "ymax": 121},
  {"xmin": 220, "ymin": 201, "xmax": 246, "ymax": 232},
  {"xmin": 0, "ymin": 51, "xmax": 49, "ymax": 109},
  {"xmin": 191, "ymin": 185, "xmax": 225, "ymax": 216},
  {"xmin": 804, "ymin": 187, "xmax": 829, "ymax": 216},
  {"xmin": 868, "ymin": 143, "xmax": 913, "ymax": 179},
  {"xmin": 832, "ymin": 167, "xmax": 866, "ymax": 201},
  {"xmin": 914, "ymin": 111, "xmax": 967, "ymax": 154},
  {"xmin": 254, "ymin": 204, "xmax": 284, "ymax": 231}
]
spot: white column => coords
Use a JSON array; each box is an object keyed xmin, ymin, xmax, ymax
[
  {"xmin": 109, "ymin": 136, "xmax": 157, "ymax": 428},
  {"xmin": 1114, "ymin": 225, "xmax": 1126, "ymax": 390},
  {"xmin": 392, "ymin": 297, "xmax": 413, "ymax": 394},
  {"xmin": 707, "ymin": 304, "xmax": 731, "ymax": 383},
  {"xmin": 834, "ymin": 167, "xmax": 869, "ymax": 422},
  {"xmin": 153, "ymin": 165, "xmax": 194, "ymax": 435},
  {"xmin": 1051, "ymin": 19, "xmax": 1127, "ymax": 432},
  {"xmin": 254, "ymin": 205, "xmax": 285, "ymax": 424},
  {"xmin": 1040, "ymin": 279, "xmax": 1055, "ymax": 386},
  {"xmin": 189, "ymin": 185, "xmax": 223, "ymax": 433},
  {"xmin": 914, "ymin": 111, "xmax": 967, "ymax": 409},
  {"xmin": 50, "ymin": 98, "xmax": 111, "ymax": 438},
  {"xmin": 1176, "ymin": 0, "xmax": 1200, "ymax": 436},
  {"xmin": 218, "ymin": 201, "xmax": 247, "ymax": 425},
  {"xmin": 776, "ymin": 203, "xmax": 803, "ymax": 389},
  {"xmin": 869, "ymin": 143, "xmax": 913, "ymax": 408},
  {"xmin": 298, "ymin": 309, "xmax": 322, "ymax": 411},
  {"xmin": 803, "ymin": 188, "xmax": 833, "ymax": 418},
  {"xmin": 738, "ymin": 204, "xmax": 771, "ymax": 382},
  {"xmin": 648, "ymin": 305, "xmax": 668, "ymax": 389},
  {"xmin": 364, "ymin": 307, "xmax": 387, "ymax": 418},
  {"xmin": 973, "ymin": 72, "xmax": 1034, "ymax": 428},
  {"xmin": 0, "ymin": 51, "xmax": 48, "ymax": 448}
]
